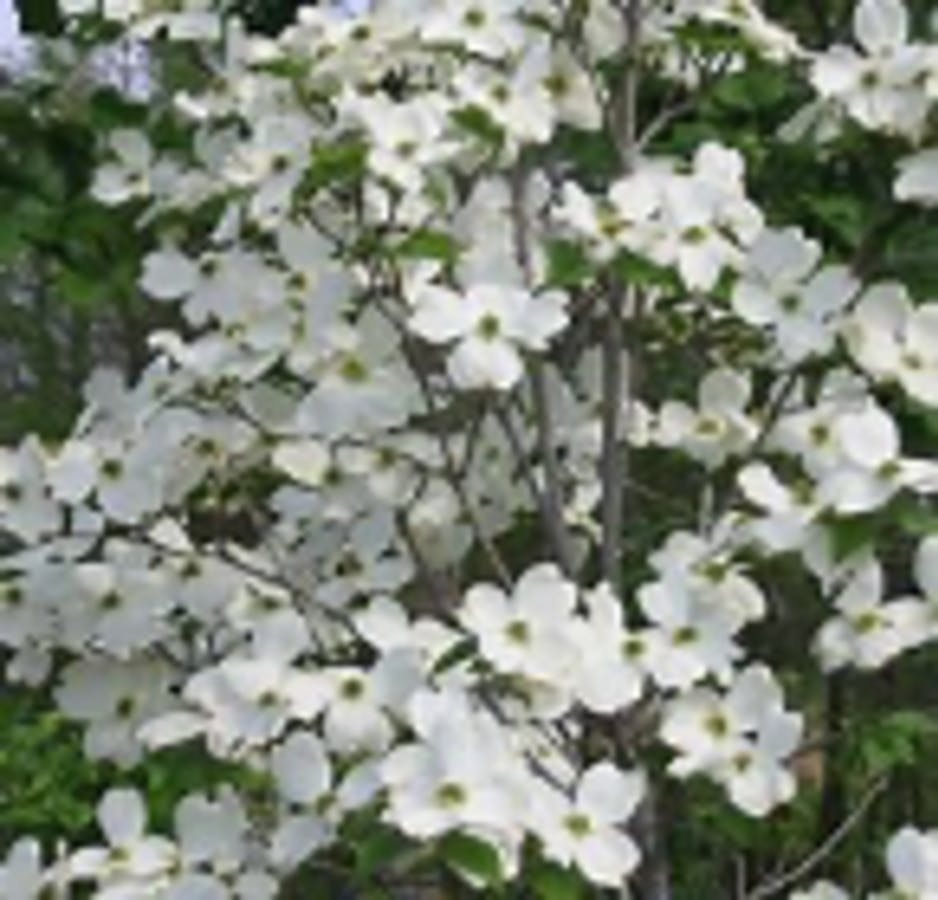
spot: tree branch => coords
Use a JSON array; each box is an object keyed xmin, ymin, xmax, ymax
[{"xmin": 745, "ymin": 774, "xmax": 887, "ymax": 899}]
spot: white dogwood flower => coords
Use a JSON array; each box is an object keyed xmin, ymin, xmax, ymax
[{"xmin": 408, "ymin": 283, "xmax": 568, "ymax": 391}]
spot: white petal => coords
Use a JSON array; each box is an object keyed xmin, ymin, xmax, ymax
[
  {"xmin": 272, "ymin": 440, "xmax": 330, "ymax": 487},
  {"xmin": 854, "ymin": 0, "xmax": 908, "ymax": 53},
  {"xmin": 448, "ymin": 336, "xmax": 524, "ymax": 391},
  {"xmin": 700, "ymin": 368, "xmax": 750, "ymax": 413},
  {"xmin": 577, "ymin": 831, "xmax": 640, "ymax": 886},
  {"xmin": 408, "ymin": 286, "xmax": 475, "ymax": 343},
  {"xmin": 577, "ymin": 763, "xmax": 645, "ymax": 823},
  {"xmin": 914, "ymin": 536, "xmax": 938, "ymax": 598},
  {"xmin": 140, "ymin": 247, "xmax": 198, "ymax": 300},
  {"xmin": 835, "ymin": 405, "xmax": 898, "ymax": 468},
  {"xmin": 271, "ymin": 732, "xmax": 332, "ymax": 805},
  {"xmin": 98, "ymin": 788, "xmax": 146, "ymax": 847}
]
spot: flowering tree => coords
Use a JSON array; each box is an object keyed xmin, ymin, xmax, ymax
[{"xmin": 2, "ymin": 0, "xmax": 938, "ymax": 897}]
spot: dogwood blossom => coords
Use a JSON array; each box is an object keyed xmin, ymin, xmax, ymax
[
  {"xmin": 661, "ymin": 665, "xmax": 803, "ymax": 816},
  {"xmin": 732, "ymin": 228, "xmax": 858, "ymax": 363},
  {"xmin": 408, "ymin": 283, "xmax": 568, "ymax": 391},
  {"xmin": 531, "ymin": 763, "xmax": 644, "ymax": 887},
  {"xmin": 815, "ymin": 557, "xmax": 929, "ymax": 671}
]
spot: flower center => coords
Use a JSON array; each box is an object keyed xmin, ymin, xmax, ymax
[
  {"xmin": 622, "ymin": 636, "xmax": 646, "ymax": 659},
  {"xmin": 340, "ymin": 677, "xmax": 365, "ymax": 701},
  {"xmin": 673, "ymin": 626, "xmax": 698, "ymax": 646},
  {"xmin": 705, "ymin": 713, "xmax": 730, "ymax": 738},
  {"xmin": 100, "ymin": 459, "xmax": 124, "ymax": 481},
  {"xmin": 463, "ymin": 7, "xmax": 486, "ymax": 28},
  {"xmin": 853, "ymin": 611, "xmax": 881, "ymax": 634},
  {"xmin": 477, "ymin": 313, "xmax": 502, "ymax": 340},
  {"xmin": 339, "ymin": 355, "xmax": 369, "ymax": 383},
  {"xmin": 435, "ymin": 782, "xmax": 467, "ymax": 808},
  {"xmin": 563, "ymin": 813, "xmax": 593, "ymax": 838},
  {"xmin": 505, "ymin": 619, "xmax": 529, "ymax": 644}
]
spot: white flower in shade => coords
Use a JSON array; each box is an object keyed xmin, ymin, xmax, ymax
[
  {"xmin": 656, "ymin": 369, "xmax": 757, "ymax": 468},
  {"xmin": 0, "ymin": 438, "xmax": 60, "ymax": 543},
  {"xmin": 179, "ymin": 658, "xmax": 328, "ymax": 752},
  {"xmin": 70, "ymin": 789, "xmax": 176, "ymax": 884},
  {"xmin": 271, "ymin": 731, "xmax": 332, "ymax": 809},
  {"xmin": 55, "ymin": 659, "xmax": 173, "ymax": 767},
  {"xmin": 147, "ymin": 520, "xmax": 243, "ymax": 624},
  {"xmin": 408, "ymin": 283, "xmax": 568, "ymax": 391},
  {"xmin": 883, "ymin": 826, "xmax": 938, "ymax": 896},
  {"xmin": 459, "ymin": 563, "xmax": 579, "ymax": 686},
  {"xmin": 91, "ymin": 130, "xmax": 157, "ymax": 205},
  {"xmin": 320, "ymin": 650, "xmax": 423, "ymax": 754},
  {"xmin": 268, "ymin": 732, "xmax": 338, "ymax": 868},
  {"xmin": 174, "ymin": 787, "xmax": 249, "ymax": 878},
  {"xmin": 453, "ymin": 57, "xmax": 555, "ymax": 147},
  {"xmin": 92, "ymin": 437, "xmax": 168, "ymax": 524},
  {"xmin": 638, "ymin": 579, "xmax": 740, "ymax": 689},
  {"xmin": 295, "ymin": 325, "xmax": 416, "ymax": 440},
  {"xmin": 661, "ymin": 665, "xmax": 803, "ymax": 817},
  {"xmin": 223, "ymin": 113, "xmax": 314, "ymax": 226},
  {"xmin": 738, "ymin": 462, "xmax": 823, "ymax": 553},
  {"xmin": 655, "ymin": 143, "xmax": 762, "ymax": 290},
  {"xmin": 555, "ymin": 181, "xmax": 627, "ymax": 263},
  {"xmin": 815, "ymin": 557, "xmax": 928, "ymax": 671},
  {"xmin": 811, "ymin": 0, "xmax": 931, "ymax": 138},
  {"xmin": 531, "ymin": 763, "xmax": 644, "ymax": 887},
  {"xmin": 341, "ymin": 91, "xmax": 457, "ymax": 192},
  {"xmin": 540, "ymin": 45, "xmax": 602, "ymax": 132},
  {"xmin": 817, "ymin": 402, "xmax": 938, "ymax": 514},
  {"xmin": 0, "ymin": 839, "xmax": 47, "ymax": 900},
  {"xmin": 74, "ymin": 562, "xmax": 173, "ymax": 657},
  {"xmin": 382, "ymin": 689, "xmax": 520, "ymax": 842},
  {"xmin": 354, "ymin": 595, "xmax": 460, "ymax": 666},
  {"xmin": 845, "ymin": 284, "xmax": 938, "ymax": 407},
  {"xmin": 571, "ymin": 583, "xmax": 646, "ymax": 714},
  {"xmin": 420, "ymin": 0, "xmax": 525, "ymax": 58},
  {"xmin": 732, "ymin": 228, "xmax": 857, "ymax": 362},
  {"xmin": 139, "ymin": 244, "xmax": 211, "ymax": 315},
  {"xmin": 853, "ymin": 0, "xmax": 909, "ymax": 53},
  {"xmin": 272, "ymin": 440, "xmax": 331, "ymax": 488},
  {"xmin": 315, "ymin": 512, "xmax": 415, "ymax": 609},
  {"xmin": 896, "ymin": 149, "xmax": 938, "ymax": 206},
  {"xmin": 648, "ymin": 529, "xmax": 767, "ymax": 630}
]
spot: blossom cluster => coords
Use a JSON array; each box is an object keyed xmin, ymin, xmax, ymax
[{"xmin": 1, "ymin": 0, "xmax": 938, "ymax": 895}]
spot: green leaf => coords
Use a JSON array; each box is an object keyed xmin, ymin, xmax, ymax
[
  {"xmin": 395, "ymin": 229, "xmax": 460, "ymax": 264},
  {"xmin": 15, "ymin": 0, "xmax": 62, "ymax": 35},
  {"xmin": 88, "ymin": 88, "xmax": 148, "ymax": 130},
  {"xmin": 546, "ymin": 240, "xmax": 592, "ymax": 288},
  {"xmin": 306, "ymin": 140, "xmax": 367, "ymax": 191},
  {"xmin": 354, "ymin": 825, "xmax": 410, "ymax": 880},
  {"xmin": 450, "ymin": 105, "xmax": 504, "ymax": 146},
  {"xmin": 854, "ymin": 710, "xmax": 938, "ymax": 773},
  {"xmin": 894, "ymin": 497, "xmax": 938, "ymax": 537},
  {"xmin": 610, "ymin": 250, "xmax": 679, "ymax": 291},
  {"xmin": 431, "ymin": 637, "xmax": 477, "ymax": 676},
  {"xmin": 57, "ymin": 268, "xmax": 104, "ymax": 312},
  {"xmin": 825, "ymin": 514, "xmax": 877, "ymax": 563},
  {"xmin": 805, "ymin": 194, "xmax": 865, "ymax": 248},
  {"xmin": 531, "ymin": 861, "xmax": 587, "ymax": 900},
  {"xmin": 439, "ymin": 832, "xmax": 503, "ymax": 886}
]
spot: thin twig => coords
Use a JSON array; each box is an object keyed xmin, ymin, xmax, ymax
[
  {"xmin": 745, "ymin": 775, "xmax": 888, "ymax": 900},
  {"xmin": 507, "ymin": 164, "xmax": 579, "ymax": 576}
]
